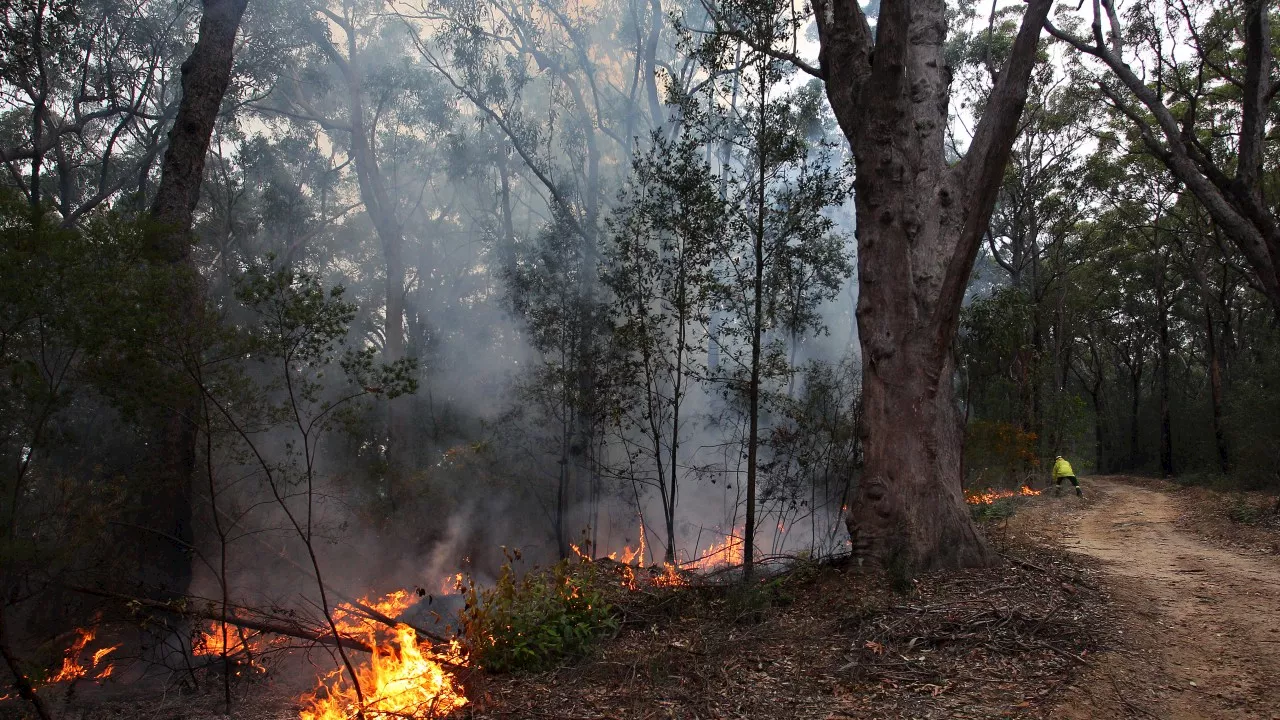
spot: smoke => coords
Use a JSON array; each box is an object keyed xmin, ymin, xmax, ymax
[{"xmin": 179, "ymin": 0, "xmax": 867, "ymax": 632}]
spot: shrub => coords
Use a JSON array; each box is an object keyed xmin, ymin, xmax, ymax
[
  {"xmin": 969, "ymin": 497, "xmax": 1019, "ymax": 523},
  {"xmin": 459, "ymin": 549, "xmax": 619, "ymax": 672},
  {"xmin": 1226, "ymin": 496, "xmax": 1265, "ymax": 526}
]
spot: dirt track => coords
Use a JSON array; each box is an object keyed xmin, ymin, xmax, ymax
[{"xmin": 1052, "ymin": 477, "xmax": 1280, "ymax": 719}]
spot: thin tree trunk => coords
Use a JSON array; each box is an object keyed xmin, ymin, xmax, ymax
[
  {"xmin": 742, "ymin": 76, "xmax": 767, "ymax": 582},
  {"xmin": 1158, "ymin": 273, "xmax": 1174, "ymax": 477},
  {"xmin": 312, "ymin": 18, "xmax": 412, "ymax": 498},
  {"xmin": 1205, "ymin": 302, "xmax": 1229, "ymax": 474}
]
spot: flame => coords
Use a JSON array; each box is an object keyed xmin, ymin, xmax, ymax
[
  {"xmin": 618, "ymin": 564, "xmax": 637, "ymax": 591},
  {"xmin": 965, "ymin": 485, "xmax": 1042, "ymax": 505},
  {"xmin": 684, "ymin": 528, "xmax": 745, "ymax": 571},
  {"xmin": 651, "ymin": 563, "xmax": 685, "ymax": 588},
  {"xmin": 49, "ymin": 626, "xmax": 117, "ymax": 683},
  {"xmin": 440, "ymin": 573, "xmax": 464, "ymax": 595},
  {"xmin": 298, "ymin": 591, "xmax": 469, "ymax": 720},
  {"xmin": 332, "ymin": 589, "xmax": 416, "ymax": 638},
  {"xmin": 193, "ymin": 620, "xmax": 283, "ymax": 673},
  {"xmin": 299, "ymin": 625, "xmax": 468, "ymax": 720}
]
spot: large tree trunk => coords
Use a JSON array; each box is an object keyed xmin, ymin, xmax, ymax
[
  {"xmin": 814, "ymin": 0, "xmax": 1053, "ymax": 570},
  {"xmin": 141, "ymin": 0, "xmax": 248, "ymax": 596},
  {"xmin": 138, "ymin": 0, "xmax": 248, "ymax": 661}
]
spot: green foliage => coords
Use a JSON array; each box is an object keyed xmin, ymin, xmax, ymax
[
  {"xmin": 459, "ymin": 550, "xmax": 619, "ymax": 672},
  {"xmin": 964, "ymin": 420, "xmax": 1040, "ymax": 486},
  {"xmin": 1225, "ymin": 496, "xmax": 1266, "ymax": 526},
  {"xmin": 0, "ymin": 195, "xmax": 165, "ymax": 585}
]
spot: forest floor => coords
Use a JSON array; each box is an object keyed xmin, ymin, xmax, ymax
[{"xmin": 10, "ymin": 476, "xmax": 1280, "ymax": 720}]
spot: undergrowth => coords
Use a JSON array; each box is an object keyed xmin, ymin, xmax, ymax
[
  {"xmin": 1226, "ymin": 495, "xmax": 1280, "ymax": 527},
  {"xmin": 458, "ymin": 549, "xmax": 619, "ymax": 672},
  {"xmin": 969, "ymin": 497, "xmax": 1019, "ymax": 523}
]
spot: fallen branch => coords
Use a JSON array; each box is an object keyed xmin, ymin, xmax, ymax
[{"xmin": 63, "ymin": 585, "xmax": 468, "ymax": 673}]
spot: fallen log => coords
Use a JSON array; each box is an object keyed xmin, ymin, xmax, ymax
[{"xmin": 63, "ymin": 585, "xmax": 469, "ymax": 673}]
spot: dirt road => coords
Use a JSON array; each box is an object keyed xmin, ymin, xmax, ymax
[{"xmin": 1052, "ymin": 477, "xmax": 1280, "ymax": 719}]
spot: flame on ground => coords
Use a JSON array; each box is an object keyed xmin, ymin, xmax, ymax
[
  {"xmin": 965, "ymin": 485, "xmax": 1042, "ymax": 505},
  {"xmin": 50, "ymin": 626, "xmax": 118, "ymax": 683},
  {"xmin": 298, "ymin": 592, "xmax": 468, "ymax": 720},
  {"xmin": 651, "ymin": 563, "xmax": 685, "ymax": 588}
]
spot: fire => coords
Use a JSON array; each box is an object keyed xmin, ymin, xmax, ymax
[
  {"xmin": 193, "ymin": 620, "xmax": 282, "ymax": 672},
  {"xmin": 965, "ymin": 485, "xmax": 1042, "ymax": 505},
  {"xmin": 332, "ymin": 589, "xmax": 416, "ymax": 638},
  {"xmin": 651, "ymin": 563, "xmax": 686, "ymax": 588},
  {"xmin": 299, "ymin": 625, "xmax": 467, "ymax": 720},
  {"xmin": 298, "ymin": 591, "xmax": 469, "ymax": 720},
  {"xmin": 49, "ymin": 626, "xmax": 118, "ymax": 683},
  {"xmin": 684, "ymin": 528, "xmax": 745, "ymax": 571},
  {"xmin": 618, "ymin": 564, "xmax": 637, "ymax": 591},
  {"xmin": 440, "ymin": 573, "xmax": 464, "ymax": 595}
]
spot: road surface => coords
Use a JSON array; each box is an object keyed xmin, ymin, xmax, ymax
[{"xmin": 1050, "ymin": 477, "xmax": 1280, "ymax": 719}]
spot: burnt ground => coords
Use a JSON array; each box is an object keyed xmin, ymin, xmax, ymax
[{"xmin": 9, "ymin": 476, "xmax": 1280, "ymax": 719}]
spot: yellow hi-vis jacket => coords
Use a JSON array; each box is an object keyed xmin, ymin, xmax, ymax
[{"xmin": 1052, "ymin": 457, "xmax": 1075, "ymax": 479}]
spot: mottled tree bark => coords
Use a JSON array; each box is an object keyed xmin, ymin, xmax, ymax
[
  {"xmin": 141, "ymin": 0, "xmax": 248, "ymax": 602},
  {"xmin": 814, "ymin": 0, "xmax": 1052, "ymax": 570}
]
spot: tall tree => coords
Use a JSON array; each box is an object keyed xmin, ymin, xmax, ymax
[
  {"xmin": 698, "ymin": 0, "xmax": 853, "ymax": 579},
  {"xmin": 140, "ymin": 0, "xmax": 249, "ymax": 606},
  {"xmin": 1048, "ymin": 0, "xmax": 1280, "ymax": 317},
  {"xmin": 603, "ymin": 131, "xmax": 725, "ymax": 564},
  {"xmin": 809, "ymin": 0, "xmax": 1054, "ymax": 569}
]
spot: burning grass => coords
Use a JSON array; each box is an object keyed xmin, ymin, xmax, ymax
[{"xmin": 965, "ymin": 485, "xmax": 1042, "ymax": 505}]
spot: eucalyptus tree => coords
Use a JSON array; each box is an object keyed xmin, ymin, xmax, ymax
[
  {"xmin": 1049, "ymin": 0, "xmax": 1280, "ymax": 318},
  {"xmin": 602, "ymin": 129, "xmax": 726, "ymax": 564},
  {"xmin": 694, "ymin": 0, "xmax": 853, "ymax": 579},
  {"xmin": 135, "ymin": 0, "xmax": 250, "ymax": 666},
  {"xmin": 799, "ymin": 0, "xmax": 1054, "ymax": 568},
  {"xmin": 253, "ymin": 0, "xmax": 454, "ymax": 494},
  {"xmin": 0, "ymin": 0, "xmax": 191, "ymax": 222}
]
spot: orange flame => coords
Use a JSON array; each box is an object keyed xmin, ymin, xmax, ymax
[
  {"xmin": 440, "ymin": 573, "xmax": 464, "ymax": 595},
  {"xmin": 685, "ymin": 528, "xmax": 745, "ymax": 571},
  {"xmin": 193, "ymin": 620, "xmax": 283, "ymax": 673},
  {"xmin": 332, "ymin": 590, "xmax": 416, "ymax": 638},
  {"xmin": 965, "ymin": 485, "xmax": 1042, "ymax": 505},
  {"xmin": 299, "ymin": 625, "xmax": 467, "ymax": 720},
  {"xmin": 651, "ymin": 563, "xmax": 686, "ymax": 588},
  {"xmin": 298, "ymin": 591, "xmax": 468, "ymax": 720},
  {"xmin": 50, "ymin": 626, "xmax": 118, "ymax": 683}
]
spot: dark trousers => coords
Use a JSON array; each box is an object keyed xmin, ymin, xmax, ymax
[{"xmin": 1055, "ymin": 475, "xmax": 1081, "ymax": 494}]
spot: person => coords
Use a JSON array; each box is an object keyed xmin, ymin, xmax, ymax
[{"xmin": 1052, "ymin": 455, "xmax": 1083, "ymax": 497}]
